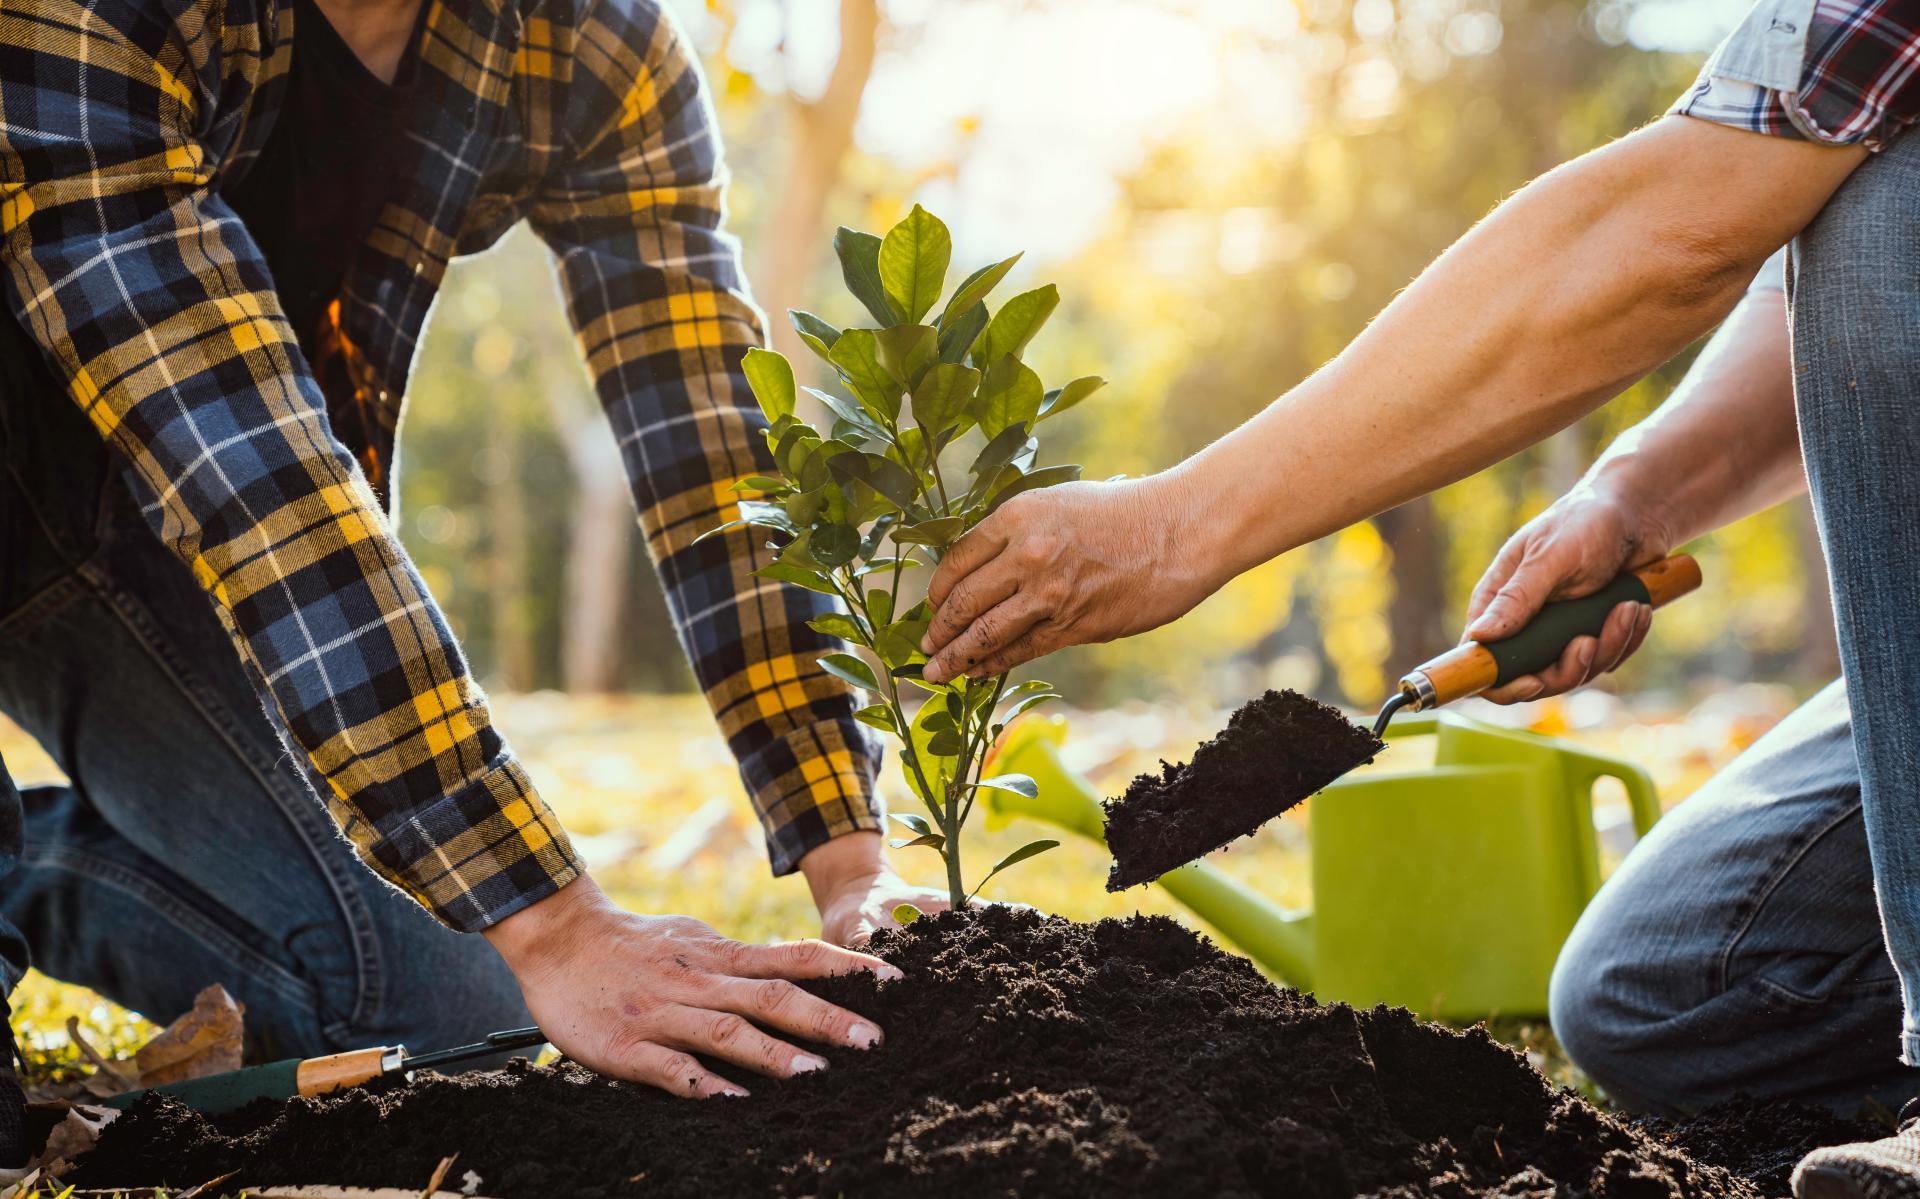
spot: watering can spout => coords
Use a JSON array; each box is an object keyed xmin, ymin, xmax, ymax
[{"xmin": 986, "ymin": 716, "xmax": 1318, "ymax": 989}]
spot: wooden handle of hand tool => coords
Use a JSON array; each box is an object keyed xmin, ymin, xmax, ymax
[
  {"xmin": 296, "ymin": 1045, "xmax": 394, "ymax": 1097},
  {"xmin": 1412, "ymin": 554, "xmax": 1702, "ymax": 707}
]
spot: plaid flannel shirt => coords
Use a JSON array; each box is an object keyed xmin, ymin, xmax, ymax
[
  {"xmin": 0, "ymin": 0, "xmax": 880, "ymax": 932},
  {"xmin": 1672, "ymin": 0, "xmax": 1920, "ymax": 149}
]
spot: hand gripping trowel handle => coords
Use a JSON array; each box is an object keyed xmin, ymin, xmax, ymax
[{"xmin": 1379, "ymin": 554, "xmax": 1702, "ymax": 733}]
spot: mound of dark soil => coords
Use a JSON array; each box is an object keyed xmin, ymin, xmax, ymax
[
  {"xmin": 1635, "ymin": 1101, "xmax": 1884, "ymax": 1197},
  {"xmin": 1104, "ymin": 689, "xmax": 1384, "ymax": 889},
  {"xmin": 75, "ymin": 907, "xmax": 1805, "ymax": 1198}
]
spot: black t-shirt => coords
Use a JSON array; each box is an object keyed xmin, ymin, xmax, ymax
[{"xmin": 226, "ymin": 0, "xmax": 426, "ymax": 354}]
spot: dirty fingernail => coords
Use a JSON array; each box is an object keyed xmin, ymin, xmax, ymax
[
  {"xmin": 792, "ymin": 1053, "xmax": 829, "ymax": 1074},
  {"xmin": 873, "ymin": 963, "xmax": 904, "ymax": 982},
  {"xmin": 719, "ymin": 1083, "xmax": 750, "ymax": 1098},
  {"xmin": 847, "ymin": 1023, "xmax": 883, "ymax": 1049}
]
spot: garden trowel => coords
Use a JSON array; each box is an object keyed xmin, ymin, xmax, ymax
[
  {"xmin": 101, "ymin": 1026, "xmax": 547, "ymax": 1115},
  {"xmin": 1099, "ymin": 554, "xmax": 1701, "ymax": 887}
]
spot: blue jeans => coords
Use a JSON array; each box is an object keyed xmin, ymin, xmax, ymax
[
  {"xmin": 1551, "ymin": 130, "xmax": 1920, "ymax": 1116},
  {"xmin": 0, "ymin": 318, "xmax": 530, "ymax": 1062}
]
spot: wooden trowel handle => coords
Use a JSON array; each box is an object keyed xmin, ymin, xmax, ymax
[{"xmin": 1398, "ymin": 554, "xmax": 1702, "ymax": 710}]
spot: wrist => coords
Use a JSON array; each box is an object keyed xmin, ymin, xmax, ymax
[
  {"xmin": 1583, "ymin": 455, "xmax": 1681, "ymax": 556},
  {"xmin": 1143, "ymin": 467, "xmax": 1240, "ymax": 598},
  {"xmin": 483, "ymin": 872, "xmax": 608, "ymax": 973},
  {"xmin": 798, "ymin": 831, "xmax": 890, "ymax": 910}
]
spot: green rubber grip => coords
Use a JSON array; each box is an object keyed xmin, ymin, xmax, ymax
[
  {"xmin": 103, "ymin": 1058, "xmax": 301, "ymax": 1115},
  {"xmin": 1481, "ymin": 573, "xmax": 1651, "ymax": 686}
]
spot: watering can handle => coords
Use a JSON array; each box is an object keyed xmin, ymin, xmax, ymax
[{"xmin": 1558, "ymin": 748, "xmax": 1661, "ymax": 839}]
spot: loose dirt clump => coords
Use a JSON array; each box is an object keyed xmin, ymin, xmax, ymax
[
  {"xmin": 72, "ymin": 907, "xmax": 1811, "ymax": 1198},
  {"xmin": 1104, "ymin": 689, "xmax": 1384, "ymax": 889}
]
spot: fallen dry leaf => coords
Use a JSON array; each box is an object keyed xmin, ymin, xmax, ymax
[{"xmin": 131, "ymin": 984, "xmax": 244, "ymax": 1086}]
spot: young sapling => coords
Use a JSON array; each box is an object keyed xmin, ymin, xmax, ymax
[{"xmin": 699, "ymin": 205, "xmax": 1106, "ymax": 911}]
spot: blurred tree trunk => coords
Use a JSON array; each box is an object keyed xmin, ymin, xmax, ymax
[
  {"xmin": 751, "ymin": 0, "xmax": 881, "ymax": 363},
  {"xmin": 1376, "ymin": 496, "xmax": 1450, "ymax": 667},
  {"xmin": 541, "ymin": 366, "xmax": 632, "ymax": 694},
  {"xmin": 485, "ymin": 418, "xmax": 537, "ymax": 690}
]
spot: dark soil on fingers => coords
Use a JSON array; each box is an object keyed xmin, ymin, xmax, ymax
[
  {"xmin": 1103, "ymin": 688, "xmax": 1385, "ymax": 889},
  {"xmin": 70, "ymin": 906, "xmax": 1845, "ymax": 1198}
]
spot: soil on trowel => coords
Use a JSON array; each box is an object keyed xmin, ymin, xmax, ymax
[
  {"xmin": 1103, "ymin": 688, "xmax": 1384, "ymax": 890},
  {"xmin": 72, "ymin": 907, "xmax": 1821, "ymax": 1198}
]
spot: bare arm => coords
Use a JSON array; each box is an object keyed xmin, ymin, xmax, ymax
[{"xmin": 920, "ymin": 116, "xmax": 1862, "ymax": 682}]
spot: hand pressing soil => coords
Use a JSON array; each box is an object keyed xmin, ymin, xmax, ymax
[
  {"xmin": 1103, "ymin": 688, "xmax": 1384, "ymax": 890},
  {"xmin": 72, "ymin": 907, "xmax": 1827, "ymax": 1199}
]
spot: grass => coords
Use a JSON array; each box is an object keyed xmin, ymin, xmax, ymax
[{"xmin": 0, "ymin": 686, "xmax": 1791, "ymax": 1191}]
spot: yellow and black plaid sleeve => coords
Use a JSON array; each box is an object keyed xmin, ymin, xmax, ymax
[
  {"xmin": 0, "ymin": 0, "xmax": 579, "ymax": 931},
  {"xmin": 525, "ymin": 1, "xmax": 882, "ymax": 874}
]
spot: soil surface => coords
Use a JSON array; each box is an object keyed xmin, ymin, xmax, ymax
[
  {"xmin": 71, "ymin": 907, "xmax": 1853, "ymax": 1198},
  {"xmin": 1103, "ymin": 689, "xmax": 1385, "ymax": 889}
]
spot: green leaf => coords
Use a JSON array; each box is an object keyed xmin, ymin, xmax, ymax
[
  {"xmin": 730, "ymin": 475, "xmax": 789, "ymax": 494},
  {"xmin": 789, "ymin": 310, "xmax": 842, "ymax": 361},
  {"xmin": 756, "ymin": 561, "xmax": 838, "ymax": 595},
  {"xmin": 967, "ymin": 839, "xmax": 1060, "ymax": 902},
  {"xmin": 888, "ymin": 812, "xmax": 936, "ymax": 836},
  {"xmin": 970, "ymin": 773, "xmax": 1039, "ymax": 799},
  {"xmin": 854, "ymin": 703, "xmax": 898, "ymax": 733},
  {"xmin": 828, "ymin": 452, "xmax": 924, "ymax": 513},
  {"xmin": 938, "ymin": 302, "xmax": 989, "ymax": 365},
  {"xmin": 856, "ymin": 556, "xmax": 922, "ymax": 576},
  {"xmin": 808, "ymin": 612, "xmax": 865, "ymax": 641},
  {"xmin": 1000, "ymin": 691, "xmax": 1060, "ymax": 723},
  {"xmin": 812, "ymin": 522, "xmax": 861, "ymax": 568},
  {"xmin": 926, "ymin": 729, "xmax": 965, "ymax": 756},
  {"xmin": 834, "ymin": 227, "xmax": 901, "ymax": 326},
  {"xmin": 889, "ymin": 833, "xmax": 946, "ymax": 851},
  {"xmin": 974, "ymin": 285, "xmax": 1059, "ymax": 367},
  {"xmin": 875, "ymin": 622, "xmax": 925, "ymax": 669},
  {"xmin": 1041, "ymin": 375, "xmax": 1106, "ymax": 419},
  {"xmin": 938, "ymin": 253, "xmax": 1022, "ymax": 332},
  {"xmin": 737, "ymin": 499, "xmax": 798, "ymax": 532},
  {"xmin": 803, "ymin": 387, "xmax": 887, "ymax": 442},
  {"xmin": 989, "ymin": 463, "xmax": 1081, "ymax": 512},
  {"xmin": 693, "ymin": 517, "xmax": 752, "ymax": 545},
  {"xmin": 828, "ymin": 330, "xmax": 904, "ymax": 423},
  {"xmin": 919, "ymin": 708, "xmax": 958, "ymax": 735},
  {"xmin": 875, "ymin": 324, "xmax": 939, "ymax": 392},
  {"xmin": 910, "ymin": 363, "xmax": 979, "ymax": 437},
  {"xmin": 818, "ymin": 652, "xmax": 880, "ymax": 692},
  {"xmin": 892, "ymin": 516, "xmax": 965, "ymax": 546},
  {"xmin": 742, "ymin": 348, "xmax": 796, "ymax": 423},
  {"xmin": 968, "ymin": 423, "xmax": 1034, "ymax": 484},
  {"xmin": 905, "ymin": 699, "xmax": 959, "ymax": 805},
  {"xmin": 867, "ymin": 587, "xmax": 896, "ymax": 627},
  {"xmin": 878, "ymin": 205, "xmax": 952, "ymax": 324},
  {"xmin": 784, "ymin": 487, "xmax": 828, "ymax": 526},
  {"xmin": 892, "ymin": 902, "xmax": 924, "ymax": 925},
  {"xmin": 974, "ymin": 357, "xmax": 1044, "ymax": 438}
]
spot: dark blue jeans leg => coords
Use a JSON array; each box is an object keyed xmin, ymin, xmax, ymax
[
  {"xmin": 1551, "ymin": 682, "xmax": 1917, "ymax": 1115},
  {"xmin": 1790, "ymin": 127, "xmax": 1920, "ymax": 1068},
  {"xmin": 0, "ymin": 324, "xmax": 529, "ymax": 1062}
]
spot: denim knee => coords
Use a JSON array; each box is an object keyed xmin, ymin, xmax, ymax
[{"xmin": 1548, "ymin": 919, "xmax": 1678, "ymax": 1114}]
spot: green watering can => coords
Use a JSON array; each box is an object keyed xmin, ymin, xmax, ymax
[{"xmin": 985, "ymin": 710, "xmax": 1661, "ymax": 1020}]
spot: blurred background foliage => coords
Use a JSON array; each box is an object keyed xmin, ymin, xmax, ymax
[{"xmin": 401, "ymin": 0, "xmax": 1830, "ymax": 713}]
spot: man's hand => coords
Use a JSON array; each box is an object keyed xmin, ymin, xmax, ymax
[
  {"xmin": 799, "ymin": 831, "xmax": 965, "ymax": 947},
  {"xmin": 1462, "ymin": 481, "xmax": 1672, "ymax": 703},
  {"xmin": 484, "ymin": 875, "xmax": 899, "ymax": 1098},
  {"xmin": 919, "ymin": 477, "xmax": 1221, "ymax": 684}
]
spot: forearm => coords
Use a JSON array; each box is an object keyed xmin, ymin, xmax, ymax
[
  {"xmin": 1171, "ymin": 117, "xmax": 1859, "ymax": 585},
  {"xmin": 1583, "ymin": 281, "xmax": 1802, "ymax": 546}
]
